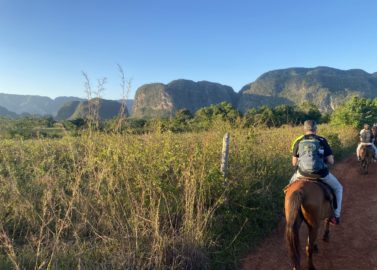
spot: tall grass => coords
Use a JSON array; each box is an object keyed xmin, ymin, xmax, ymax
[{"xmin": 0, "ymin": 123, "xmax": 357, "ymax": 269}]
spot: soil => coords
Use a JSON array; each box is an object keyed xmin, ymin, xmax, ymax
[{"xmin": 241, "ymin": 156, "xmax": 377, "ymax": 270}]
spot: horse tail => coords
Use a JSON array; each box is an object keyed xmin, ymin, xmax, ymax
[{"xmin": 286, "ymin": 190, "xmax": 303, "ymax": 269}]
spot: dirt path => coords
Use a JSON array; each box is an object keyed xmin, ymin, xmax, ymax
[{"xmin": 241, "ymin": 156, "xmax": 377, "ymax": 270}]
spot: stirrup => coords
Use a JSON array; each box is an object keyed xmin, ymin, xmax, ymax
[{"xmin": 329, "ymin": 216, "xmax": 340, "ymax": 225}]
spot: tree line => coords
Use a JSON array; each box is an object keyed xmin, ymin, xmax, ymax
[{"xmin": 1, "ymin": 96, "xmax": 377, "ymax": 139}]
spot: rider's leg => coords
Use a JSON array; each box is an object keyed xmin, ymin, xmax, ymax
[
  {"xmin": 372, "ymin": 144, "xmax": 377, "ymax": 159},
  {"xmin": 356, "ymin": 143, "xmax": 362, "ymax": 160},
  {"xmin": 321, "ymin": 173, "xmax": 343, "ymax": 218},
  {"xmin": 289, "ymin": 172, "xmax": 299, "ymax": 184}
]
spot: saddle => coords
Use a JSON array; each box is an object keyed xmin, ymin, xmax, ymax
[
  {"xmin": 360, "ymin": 144, "xmax": 375, "ymax": 157},
  {"xmin": 285, "ymin": 177, "xmax": 337, "ymax": 209},
  {"xmin": 364, "ymin": 144, "xmax": 374, "ymax": 150},
  {"xmin": 360, "ymin": 143, "xmax": 374, "ymax": 150}
]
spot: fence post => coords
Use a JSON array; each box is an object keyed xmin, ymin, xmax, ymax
[{"xmin": 221, "ymin": 132, "xmax": 230, "ymax": 178}]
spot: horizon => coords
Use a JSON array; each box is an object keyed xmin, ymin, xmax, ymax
[{"xmin": 1, "ymin": 0, "xmax": 377, "ymax": 99}]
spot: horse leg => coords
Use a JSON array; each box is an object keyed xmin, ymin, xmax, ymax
[
  {"xmin": 323, "ymin": 219, "xmax": 330, "ymax": 242},
  {"xmin": 306, "ymin": 225, "xmax": 318, "ymax": 270},
  {"xmin": 362, "ymin": 160, "xmax": 367, "ymax": 175},
  {"xmin": 365, "ymin": 159, "xmax": 369, "ymax": 174}
]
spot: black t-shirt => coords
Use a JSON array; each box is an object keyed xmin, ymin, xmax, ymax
[{"xmin": 291, "ymin": 134, "xmax": 333, "ymax": 177}]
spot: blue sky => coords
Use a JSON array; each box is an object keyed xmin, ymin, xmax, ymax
[{"xmin": 1, "ymin": 0, "xmax": 377, "ymax": 100}]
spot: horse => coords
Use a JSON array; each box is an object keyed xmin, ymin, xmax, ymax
[
  {"xmin": 285, "ymin": 179, "xmax": 334, "ymax": 270},
  {"xmin": 359, "ymin": 144, "xmax": 374, "ymax": 174}
]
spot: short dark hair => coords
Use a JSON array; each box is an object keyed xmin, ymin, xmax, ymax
[{"xmin": 304, "ymin": 120, "xmax": 317, "ymax": 132}]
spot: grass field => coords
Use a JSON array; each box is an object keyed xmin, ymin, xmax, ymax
[{"xmin": 0, "ymin": 123, "xmax": 357, "ymax": 269}]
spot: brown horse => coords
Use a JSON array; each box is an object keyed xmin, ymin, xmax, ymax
[
  {"xmin": 285, "ymin": 179, "xmax": 333, "ymax": 270},
  {"xmin": 359, "ymin": 144, "xmax": 374, "ymax": 174}
]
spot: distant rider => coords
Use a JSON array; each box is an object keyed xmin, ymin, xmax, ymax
[
  {"xmin": 289, "ymin": 120, "xmax": 343, "ymax": 225},
  {"xmin": 356, "ymin": 123, "xmax": 377, "ymax": 161},
  {"xmin": 372, "ymin": 124, "xmax": 377, "ymax": 146}
]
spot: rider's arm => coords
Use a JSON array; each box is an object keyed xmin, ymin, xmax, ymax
[
  {"xmin": 292, "ymin": 156, "xmax": 298, "ymax": 166},
  {"xmin": 326, "ymin": 155, "xmax": 334, "ymax": 165},
  {"xmin": 291, "ymin": 138, "xmax": 300, "ymax": 167},
  {"xmin": 360, "ymin": 130, "xmax": 364, "ymax": 141}
]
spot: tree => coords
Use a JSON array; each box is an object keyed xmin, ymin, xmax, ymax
[
  {"xmin": 195, "ymin": 102, "xmax": 240, "ymax": 122},
  {"xmin": 169, "ymin": 109, "xmax": 193, "ymax": 132},
  {"xmin": 331, "ymin": 97, "xmax": 377, "ymax": 128},
  {"xmin": 299, "ymin": 102, "xmax": 322, "ymax": 123}
]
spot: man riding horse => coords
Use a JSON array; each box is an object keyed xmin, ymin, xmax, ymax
[
  {"xmin": 289, "ymin": 120, "xmax": 343, "ymax": 225},
  {"xmin": 356, "ymin": 123, "xmax": 377, "ymax": 162}
]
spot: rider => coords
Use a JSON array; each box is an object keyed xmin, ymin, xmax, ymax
[
  {"xmin": 289, "ymin": 120, "xmax": 343, "ymax": 225},
  {"xmin": 356, "ymin": 123, "xmax": 377, "ymax": 161},
  {"xmin": 373, "ymin": 124, "xmax": 377, "ymax": 146}
]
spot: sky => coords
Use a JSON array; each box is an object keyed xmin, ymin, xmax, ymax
[{"xmin": 1, "ymin": 0, "xmax": 377, "ymax": 100}]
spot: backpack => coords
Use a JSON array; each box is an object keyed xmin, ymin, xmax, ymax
[
  {"xmin": 298, "ymin": 137, "xmax": 325, "ymax": 175},
  {"xmin": 360, "ymin": 130, "xmax": 372, "ymax": 143}
]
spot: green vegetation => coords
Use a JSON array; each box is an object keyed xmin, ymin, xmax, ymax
[
  {"xmin": 331, "ymin": 96, "xmax": 377, "ymax": 128},
  {"xmin": 0, "ymin": 101, "xmax": 336, "ymax": 139},
  {"xmin": 122, "ymin": 102, "xmax": 326, "ymax": 134},
  {"xmin": 0, "ymin": 117, "xmax": 356, "ymax": 269},
  {"xmin": 0, "ymin": 117, "xmax": 65, "ymax": 139}
]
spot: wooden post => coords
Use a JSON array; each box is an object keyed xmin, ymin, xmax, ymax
[{"xmin": 221, "ymin": 132, "xmax": 230, "ymax": 177}]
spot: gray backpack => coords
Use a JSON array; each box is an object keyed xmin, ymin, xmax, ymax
[
  {"xmin": 360, "ymin": 130, "xmax": 372, "ymax": 143},
  {"xmin": 298, "ymin": 138, "xmax": 325, "ymax": 174}
]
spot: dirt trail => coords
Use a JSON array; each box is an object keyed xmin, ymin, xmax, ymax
[{"xmin": 241, "ymin": 156, "xmax": 377, "ymax": 270}]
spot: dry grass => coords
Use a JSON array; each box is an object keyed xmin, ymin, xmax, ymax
[{"xmin": 0, "ymin": 123, "xmax": 357, "ymax": 269}]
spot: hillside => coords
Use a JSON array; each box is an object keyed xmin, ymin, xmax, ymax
[
  {"xmin": 4, "ymin": 67, "xmax": 377, "ymax": 119},
  {"xmin": 118, "ymin": 99, "xmax": 134, "ymax": 113},
  {"xmin": 56, "ymin": 98, "xmax": 128, "ymax": 120},
  {"xmin": 55, "ymin": 101, "xmax": 82, "ymax": 121},
  {"xmin": 238, "ymin": 67, "xmax": 377, "ymax": 112},
  {"xmin": 0, "ymin": 93, "xmax": 84, "ymax": 116},
  {"xmin": 0, "ymin": 106, "xmax": 18, "ymax": 118},
  {"xmin": 132, "ymin": 68, "xmax": 377, "ymax": 118},
  {"xmin": 132, "ymin": 79, "xmax": 237, "ymax": 118}
]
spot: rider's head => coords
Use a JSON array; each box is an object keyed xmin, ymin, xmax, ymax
[
  {"xmin": 304, "ymin": 120, "xmax": 317, "ymax": 134},
  {"xmin": 364, "ymin": 123, "xmax": 370, "ymax": 130}
]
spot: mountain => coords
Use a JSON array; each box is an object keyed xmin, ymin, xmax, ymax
[
  {"xmin": 238, "ymin": 67, "xmax": 377, "ymax": 112},
  {"xmin": 5, "ymin": 66, "xmax": 377, "ymax": 119},
  {"xmin": 0, "ymin": 93, "xmax": 84, "ymax": 116},
  {"xmin": 56, "ymin": 98, "xmax": 129, "ymax": 120},
  {"xmin": 0, "ymin": 106, "xmax": 18, "ymax": 118},
  {"xmin": 132, "ymin": 79, "xmax": 237, "ymax": 118},
  {"xmin": 119, "ymin": 99, "xmax": 134, "ymax": 113},
  {"xmin": 55, "ymin": 101, "xmax": 82, "ymax": 120}
]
